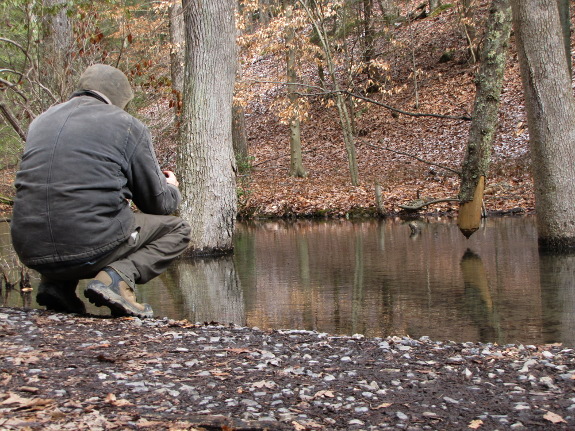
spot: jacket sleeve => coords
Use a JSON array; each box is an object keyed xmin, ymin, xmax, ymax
[{"xmin": 125, "ymin": 122, "xmax": 181, "ymax": 215}]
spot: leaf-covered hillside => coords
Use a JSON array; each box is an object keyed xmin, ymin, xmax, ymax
[{"xmin": 234, "ymin": 0, "xmax": 535, "ymax": 218}]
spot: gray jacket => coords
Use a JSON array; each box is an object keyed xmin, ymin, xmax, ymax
[{"xmin": 11, "ymin": 92, "xmax": 181, "ymax": 267}]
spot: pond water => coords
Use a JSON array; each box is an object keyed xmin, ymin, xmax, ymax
[{"xmin": 2, "ymin": 216, "xmax": 575, "ymax": 347}]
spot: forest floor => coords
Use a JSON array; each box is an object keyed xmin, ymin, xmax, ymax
[{"xmin": 2, "ymin": 306, "xmax": 575, "ymax": 431}]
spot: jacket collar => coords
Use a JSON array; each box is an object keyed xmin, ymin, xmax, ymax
[{"xmin": 70, "ymin": 89, "xmax": 112, "ymax": 105}]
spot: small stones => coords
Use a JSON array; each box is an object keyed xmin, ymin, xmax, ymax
[{"xmin": 1, "ymin": 307, "xmax": 575, "ymax": 430}]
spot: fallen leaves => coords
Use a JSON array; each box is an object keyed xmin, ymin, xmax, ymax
[
  {"xmin": 468, "ymin": 418, "xmax": 483, "ymax": 429},
  {"xmin": 544, "ymin": 410, "xmax": 567, "ymax": 424},
  {"xmin": 105, "ymin": 393, "xmax": 134, "ymax": 407},
  {"xmin": 251, "ymin": 380, "xmax": 277, "ymax": 389},
  {"xmin": 1, "ymin": 392, "xmax": 53, "ymax": 411}
]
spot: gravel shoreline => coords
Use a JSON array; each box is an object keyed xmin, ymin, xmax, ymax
[{"xmin": 1, "ymin": 306, "xmax": 574, "ymax": 430}]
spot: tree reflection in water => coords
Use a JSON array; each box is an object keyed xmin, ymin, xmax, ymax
[{"xmin": 4, "ymin": 216, "xmax": 575, "ymax": 347}]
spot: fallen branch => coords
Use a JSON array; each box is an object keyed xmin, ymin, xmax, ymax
[
  {"xmin": 398, "ymin": 197, "xmax": 460, "ymax": 211},
  {"xmin": 365, "ymin": 142, "xmax": 461, "ymax": 175}
]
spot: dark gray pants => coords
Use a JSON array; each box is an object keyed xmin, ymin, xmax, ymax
[{"xmin": 34, "ymin": 213, "xmax": 191, "ymax": 289}]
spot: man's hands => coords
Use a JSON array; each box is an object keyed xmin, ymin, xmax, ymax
[{"xmin": 163, "ymin": 170, "xmax": 179, "ymax": 188}]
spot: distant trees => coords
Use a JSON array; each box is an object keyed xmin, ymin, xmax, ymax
[
  {"xmin": 0, "ymin": 0, "xmax": 154, "ymax": 163},
  {"xmin": 510, "ymin": 0, "xmax": 575, "ymax": 251}
]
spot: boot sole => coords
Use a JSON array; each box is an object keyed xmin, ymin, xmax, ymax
[
  {"xmin": 84, "ymin": 283, "xmax": 153, "ymax": 319},
  {"xmin": 37, "ymin": 291, "xmax": 86, "ymax": 314}
]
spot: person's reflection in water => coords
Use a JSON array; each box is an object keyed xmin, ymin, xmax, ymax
[{"xmin": 460, "ymin": 249, "xmax": 501, "ymax": 343}]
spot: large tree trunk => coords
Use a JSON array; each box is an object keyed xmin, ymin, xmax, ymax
[
  {"xmin": 179, "ymin": 0, "xmax": 238, "ymax": 255},
  {"xmin": 457, "ymin": 0, "xmax": 512, "ymax": 238},
  {"xmin": 511, "ymin": 0, "xmax": 575, "ymax": 251}
]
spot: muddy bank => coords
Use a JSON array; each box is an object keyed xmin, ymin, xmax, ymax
[{"xmin": 1, "ymin": 306, "xmax": 574, "ymax": 430}]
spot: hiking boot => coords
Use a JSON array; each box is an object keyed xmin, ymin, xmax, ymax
[
  {"xmin": 84, "ymin": 267, "xmax": 153, "ymax": 318},
  {"xmin": 36, "ymin": 280, "xmax": 86, "ymax": 314}
]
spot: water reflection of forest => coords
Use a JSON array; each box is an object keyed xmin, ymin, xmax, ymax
[{"xmin": 3, "ymin": 217, "xmax": 575, "ymax": 346}]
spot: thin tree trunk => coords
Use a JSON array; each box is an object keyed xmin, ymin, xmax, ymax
[
  {"xmin": 285, "ymin": 6, "xmax": 307, "ymax": 178},
  {"xmin": 362, "ymin": 0, "xmax": 375, "ymax": 65},
  {"xmin": 299, "ymin": 0, "xmax": 359, "ymax": 186},
  {"xmin": 42, "ymin": 0, "xmax": 73, "ymax": 101},
  {"xmin": 557, "ymin": 0, "xmax": 572, "ymax": 78},
  {"xmin": 169, "ymin": 0, "xmax": 185, "ymax": 123},
  {"xmin": 458, "ymin": 0, "xmax": 512, "ymax": 238},
  {"xmin": 462, "ymin": 0, "xmax": 478, "ymax": 62},
  {"xmin": 179, "ymin": 0, "xmax": 238, "ymax": 255},
  {"xmin": 511, "ymin": 0, "xmax": 575, "ymax": 250},
  {"xmin": 232, "ymin": 102, "xmax": 248, "ymax": 165}
]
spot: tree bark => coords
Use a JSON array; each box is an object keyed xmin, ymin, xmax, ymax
[
  {"xmin": 458, "ymin": 0, "xmax": 512, "ymax": 238},
  {"xmin": 362, "ymin": 0, "xmax": 375, "ymax": 65},
  {"xmin": 179, "ymin": 0, "xmax": 238, "ymax": 255},
  {"xmin": 511, "ymin": 0, "xmax": 575, "ymax": 250}
]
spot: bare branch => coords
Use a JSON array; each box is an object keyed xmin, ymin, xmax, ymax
[
  {"xmin": 0, "ymin": 101, "xmax": 26, "ymax": 141},
  {"xmin": 345, "ymin": 91, "xmax": 472, "ymax": 121},
  {"xmin": 365, "ymin": 141, "xmax": 461, "ymax": 175},
  {"xmin": 0, "ymin": 37, "xmax": 32, "ymax": 62},
  {"xmin": 242, "ymin": 78, "xmax": 472, "ymax": 121}
]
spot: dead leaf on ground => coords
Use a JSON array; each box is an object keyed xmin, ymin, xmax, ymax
[
  {"xmin": 468, "ymin": 418, "xmax": 483, "ymax": 429},
  {"xmin": 543, "ymin": 410, "xmax": 567, "ymax": 424},
  {"xmin": 292, "ymin": 421, "xmax": 306, "ymax": 431},
  {"xmin": 1, "ymin": 392, "xmax": 53, "ymax": 410},
  {"xmin": 313, "ymin": 390, "xmax": 335, "ymax": 398},
  {"xmin": 373, "ymin": 402, "xmax": 393, "ymax": 409}
]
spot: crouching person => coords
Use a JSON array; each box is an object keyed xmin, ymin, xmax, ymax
[{"xmin": 11, "ymin": 64, "xmax": 191, "ymax": 318}]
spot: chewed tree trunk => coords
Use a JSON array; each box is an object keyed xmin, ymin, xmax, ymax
[
  {"xmin": 178, "ymin": 0, "xmax": 238, "ymax": 255},
  {"xmin": 458, "ymin": 0, "xmax": 512, "ymax": 238},
  {"xmin": 511, "ymin": 0, "xmax": 575, "ymax": 251}
]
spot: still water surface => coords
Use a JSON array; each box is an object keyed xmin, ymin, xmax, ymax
[{"xmin": 2, "ymin": 216, "xmax": 575, "ymax": 346}]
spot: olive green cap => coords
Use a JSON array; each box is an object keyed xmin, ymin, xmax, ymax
[{"xmin": 77, "ymin": 64, "xmax": 134, "ymax": 109}]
